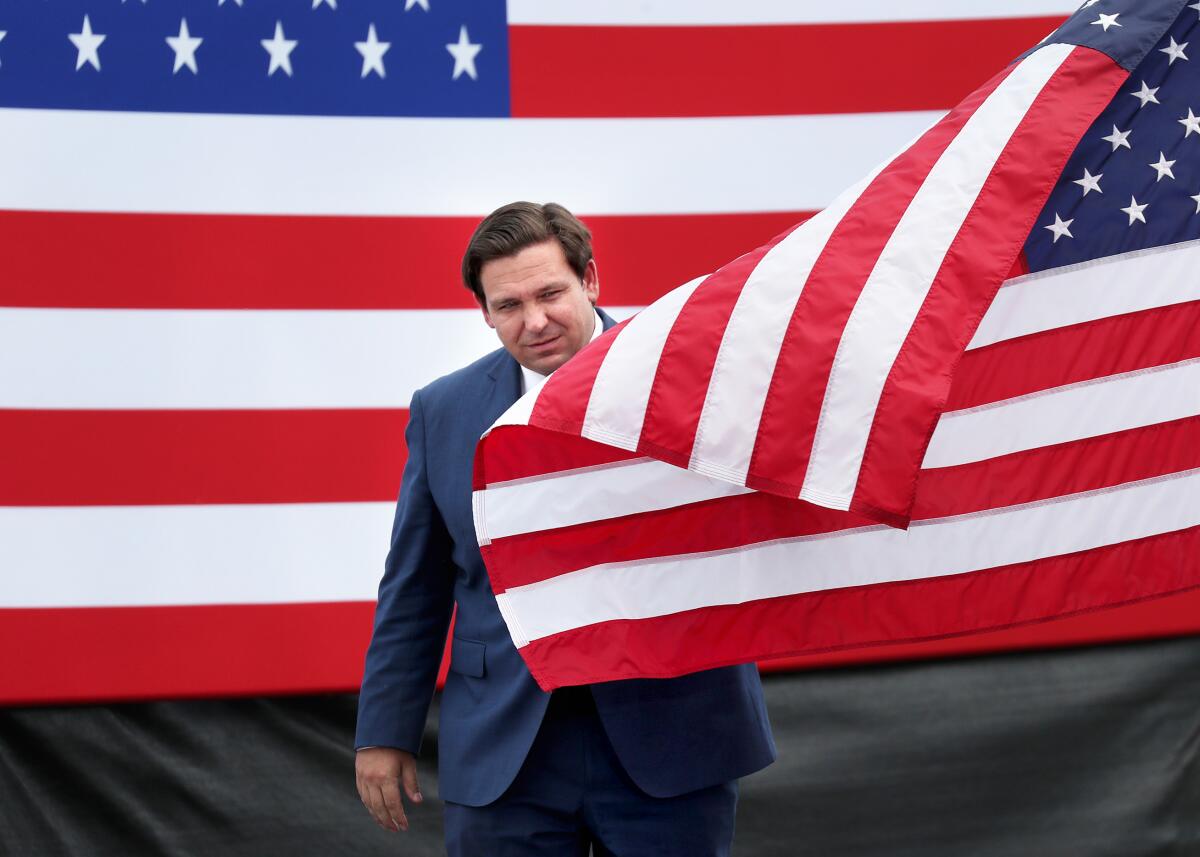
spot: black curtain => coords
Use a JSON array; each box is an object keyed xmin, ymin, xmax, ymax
[{"xmin": 2, "ymin": 636, "xmax": 1198, "ymax": 856}]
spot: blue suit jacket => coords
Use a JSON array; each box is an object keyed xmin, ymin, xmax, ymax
[{"xmin": 356, "ymin": 310, "xmax": 776, "ymax": 807}]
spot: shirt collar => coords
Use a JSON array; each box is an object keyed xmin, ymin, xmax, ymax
[{"xmin": 519, "ymin": 309, "xmax": 604, "ymax": 395}]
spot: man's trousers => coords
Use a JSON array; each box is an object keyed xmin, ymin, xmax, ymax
[{"xmin": 443, "ymin": 686, "xmax": 738, "ymax": 856}]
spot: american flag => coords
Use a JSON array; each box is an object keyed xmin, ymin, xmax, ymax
[
  {"xmin": 473, "ymin": 0, "xmax": 1200, "ymax": 691},
  {"xmin": 4, "ymin": 1, "xmax": 1158, "ymax": 705}
]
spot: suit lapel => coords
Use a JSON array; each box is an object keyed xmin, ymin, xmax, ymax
[{"xmin": 483, "ymin": 349, "xmax": 523, "ymax": 421}]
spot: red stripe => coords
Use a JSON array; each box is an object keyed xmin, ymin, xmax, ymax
[
  {"xmin": 638, "ymin": 229, "xmax": 797, "ymax": 467},
  {"xmin": 853, "ymin": 48, "xmax": 1127, "ymax": 521},
  {"xmin": 595, "ymin": 212, "xmax": 807, "ymax": 305},
  {"xmin": 948, "ymin": 300, "xmax": 1200, "ymax": 411},
  {"xmin": 759, "ymin": 588, "xmax": 1200, "ymax": 673},
  {"xmin": 483, "ymin": 418, "xmax": 1200, "ymax": 589},
  {"xmin": 6, "ymin": 589, "xmax": 1200, "ymax": 705},
  {"xmin": 509, "ymin": 18, "xmax": 1066, "ymax": 118},
  {"xmin": 0, "ymin": 209, "xmax": 803, "ymax": 310},
  {"xmin": 517, "ymin": 525, "xmax": 1200, "ymax": 690},
  {"xmin": 746, "ymin": 62, "xmax": 1014, "ymax": 498},
  {"xmin": 19, "ymin": 400, "xmax": 1190, "ymax": 552},
  {"xmin": 914, "ymin": 416, "xmax": 1200, "ymax": 520},
  {"xmin": 474, "ymin": 428, "xmax": 641, "ymax": 490},
  {"xmin": 0, "ymin": 409, "xmax": 408, "ymax": 506},
  {"xmin": 0, "ymin": 602, "xmax": 377, "ymax": 705}
]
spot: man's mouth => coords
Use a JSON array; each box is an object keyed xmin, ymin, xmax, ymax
[{"xmin": 528, "ymin": 336, "xmax": 561, "ymax": 351}]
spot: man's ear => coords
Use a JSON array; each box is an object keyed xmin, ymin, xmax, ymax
[
  {"xmin": 476, "ymin": 294, "xmax": 496, "ymax": 329},
  {"xmin": 582, "ymin": 258, "xmax": 600, "ymax": 305}
]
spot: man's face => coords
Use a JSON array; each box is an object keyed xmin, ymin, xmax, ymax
[{"xmin": 478, "ymin": 239, "xmax": 600, "ymax": 375}]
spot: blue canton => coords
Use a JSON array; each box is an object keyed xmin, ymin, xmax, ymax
[
  {"xmin": 0, "ymin": 0, "xmax": 509, "ymax": 117},
  {"xmin": 1028, "ymin": 1, "xmax": 1200, "ymax": 272}
]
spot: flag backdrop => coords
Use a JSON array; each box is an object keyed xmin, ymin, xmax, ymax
[
  {"xmin": 3, "ymin": 0, "xmax": 1198, "ymax": 705},
  {"xmin": 473, "ymin": 0, "xmax": 1200, "ymax": 691}
]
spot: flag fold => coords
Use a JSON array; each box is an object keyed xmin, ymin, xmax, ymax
[{"xmin": 474, "ymin": 0, "xmax": 1200, "ymax": 691}]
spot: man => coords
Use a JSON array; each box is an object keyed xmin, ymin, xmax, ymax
[{"xmin": 355, "ymin": 202, "xmax": 775, "ymax": 855}]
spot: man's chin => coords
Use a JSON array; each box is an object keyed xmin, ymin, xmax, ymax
[
  {"xmin": 529, "ymin": 360, "xmax": 565, "ymax": 376},
  {"xmin": 522, "ymin": 351, "xmax": 569, "ymax": 376}
]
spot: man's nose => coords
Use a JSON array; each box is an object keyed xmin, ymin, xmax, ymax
[{"xmin": 523, "ymin": 306, "xmax": 549, "ymax": 333}]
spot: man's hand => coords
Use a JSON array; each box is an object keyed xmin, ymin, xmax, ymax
[{"xmin": 356, "ymin": 747, "xmax": 423, "ymax": 832}]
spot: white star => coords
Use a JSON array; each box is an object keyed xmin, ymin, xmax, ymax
[
  {"xmin": 1191, "ymin": 2, "xmax": 1200, "ymax": 16},
  {"xmin": 405, "ymin": 0, "xmax": 430, "ymax": 9},
  {"xmin": 1091, "ymin": 12, "xmax": 1122, "ymax": 31},
  {"xmin": 166, "ymin": 18, "xmax": 203, "ymax": 75},
  {"xmin": 313, "ymin": 0, "xmax": 337, "ymax": 8},
  {"xmin": 0, "ymin": 31, "xmax": 6, "ymax": 69},
  {"xmin": 1073, "ymin": 168, "xmax": 1103, "ymax": 196},
  {"xmin": 1121, "ymin": 196, "xmax": 1148, "ymax": 225},
  {"xmin": 1161, "ymin": 36, "xmax": 1189, "ymax": 65},
  {"xmin": 1131, "ymin": 81, "xmax": 1160, "ymax": 108},
  {"xmin": 1045, "ymin": 213, "xmax": 1074, "ymax": 243},
  {"xmin": 1192, "ymin": 192, "xmax": 1200, "ymax": 214},
  {"xmin": 261, "ymin": 21, "xmax": 297, "ymax": 77},
  {"xmin": 355, "ymin": 24, "xmax": 390, "ymax": 79},
  {"xmin": 446, "ymin": 25, "xmax": 482, "ymax": 80},
  {"xmin": 1102, "ymin": 125, "xmax": 1132, "ymax": 150},
  {"xmin": 1149, "ymin": 151, "xmax": 1177, "ymax": 181},
  {"xmin": 219, "ymin": 0, "xmax": 244, "ymax": 6},
  {"xmin": 68, "ymin": 15, "xmax": 106, "ymax": 72},
  {"xmin": 1180, "ymin": 108, "xmax": 1200, "ymax": 138}
]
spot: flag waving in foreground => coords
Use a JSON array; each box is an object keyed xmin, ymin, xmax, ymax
[{"xmin": 474, "ymin": 0, "xmax": 1200, "ymax": 691}]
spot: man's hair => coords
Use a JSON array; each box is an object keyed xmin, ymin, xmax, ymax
[{"xmin": 461, "ymin": 201, "xmax": 593, "ymax": 303}]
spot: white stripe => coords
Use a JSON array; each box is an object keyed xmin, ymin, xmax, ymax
[
  {"xmin": 494, "ymin": 592, "xmax": 531, "ymax": 650},
  {"xmin": 0, "ymin": 307, "xmax": 637, "ymax": 409},
  {"xmin": 0, "ymin": 502, "xmax": 395, "ymax": 607},
  {"xmin": 476, "ymin": 458, "xmax": 752, "ymax": 542},
  {"xmin": 925, "ymin": 358, "xmax": 1200, "ymax": 469},
  {"xmin": 472, "ymin": 488, "xmax": 493, "ymax": 549},
  {"xmin": 802, "ymin": 43, "xmax": 1074, "ymax": 508},
  {"xmin": 508, "ymin": 0, "xmax": 1076, "ymax": 25},
  {"xmin": 500, "ymin": 468, "xmax": 1200, "ymax": 642},
  {"xmin": 970, "ymin": 239, "xmax": 1200, "ymax": 350},
  {"xmin": 688, "ymin": 169, "xmax": 884, "ymax": 483},
  {"xmin": 0, "ymin": 108, "xmax": 940, "ymax": 217},
  {"xmin": 582, "ymin": 276, "xmax": 705, "ymax": 450}
]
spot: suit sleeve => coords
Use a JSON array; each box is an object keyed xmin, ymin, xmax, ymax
[{"xmin": 355, "ymin": 389, "xmax": 455, "ymax": 753}]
